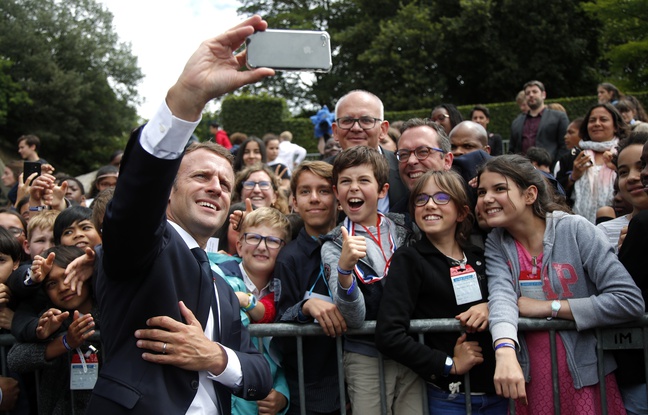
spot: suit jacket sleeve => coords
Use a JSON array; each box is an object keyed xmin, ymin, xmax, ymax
[
  {"xmin": 509, "ymin": 114, "xmax": 524, "ymax": 154},
  {"xmin": 554, "ymin": 110, "xmax": 569, "ymax": 161},
  {"xmin": 102, "ymin": 127, "xmax": 179, "ymax": 280}
]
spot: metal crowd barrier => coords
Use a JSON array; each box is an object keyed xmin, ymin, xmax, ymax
[
  {"xmin": 250, "ymin": 315, "xmax": 648, "ymax": 415},
  {"xmin": 0, "ymin": 314, "xmax": 646, "ymax": 415}
]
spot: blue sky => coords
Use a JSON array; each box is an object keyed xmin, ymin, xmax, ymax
[{"xmin": 100, "ymin": 0, "xmax": 243, "ymax": 119}]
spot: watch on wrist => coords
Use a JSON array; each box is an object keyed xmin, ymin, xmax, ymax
[
  {"xmin": 24, "ymin": 268, "xmax": 36, "ymax": 286},
  {"xmin": 243, "ymin": 293, "xmax": 257, "ymax": 311},
  {"xmin": 549, "ymin": 300, "xmax": 561, "ymax": 320},
  {"xmin": 443, "ymin": 356, "xmax": 453, "ymax": 377},
  {"xmin": 29, "ymin": 206, "xmax": 47, "ymax": 212}
]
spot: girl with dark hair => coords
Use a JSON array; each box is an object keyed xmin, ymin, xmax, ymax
[
  {"xmin": 431, "ymin": 103, "xmax": 463, "ymax": 135},
  {"xmin": 2, "ymin": 160, "xmax": 22, "ymax": 207},
  {"xmin": 554, "ymin": 117, "xmax": 584, "ymax": 206},
  {"xmin": 377, "ymin": 170, "xmax": 506, "ymax": 414},
  {"xmin": 597, "ymin": 82, "xmax": 622, "ymax": 105},
  {"xmin": 476, "ymin": 155, "xmax": 643, "ymax": 414},
  {"xmin": 53, "ymin": 206, "xmax": 101, "ymax": 249},
  {"xmin": 233, "ymin": 136, "xmax": 266, "ymax": 172},
  {"xmin": 570, "ymin": 103, "xmax": 630, "ymax": 222}
]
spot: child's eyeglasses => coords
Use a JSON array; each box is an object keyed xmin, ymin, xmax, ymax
[
  {"xmin": 414, "ymin": 192, "xmax": 452, "ymax": 207},
  {"xmin": 242, "ymin": 233, "xmax": 285, "ymax": 250},
  {"xmin": 242, "ymin": 181, "xmax": 272, "ymax": 190}
]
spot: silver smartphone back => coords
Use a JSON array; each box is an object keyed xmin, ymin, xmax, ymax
[{"xmin": 246, "ymin": 29, "xmax": 332, "ymax": 73}]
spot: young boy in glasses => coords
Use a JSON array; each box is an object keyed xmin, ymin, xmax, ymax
[
  {"xmin": 321, "ymin": 146, "xmax": 424, "ymax": 414},
  {"xmin": 215, "ymin": 206, "xmax": 291, "ymax": 415}
]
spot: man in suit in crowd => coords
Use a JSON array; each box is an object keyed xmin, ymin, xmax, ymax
[
  {"xmin": 86, "ymin": 15, "xmax": 273, "ymax": 414},
  {"xmin": 330, "ymin": 90, "xmax": 409, "ymax": 213},
  {"xmin": 509, "ymin": 80, "xmax": 569, "ymax": 165}
]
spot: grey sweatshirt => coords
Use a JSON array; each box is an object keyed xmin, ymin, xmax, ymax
[
  {"xmin": 321, "ymin": 213, "xmax": 412, "ymax": 357},
  {"xmin": 486, "ymin": 210, "xmax": 644, "ymax": 389}
]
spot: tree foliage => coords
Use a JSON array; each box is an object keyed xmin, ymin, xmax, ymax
[
  {"xmin": 237, "ymin": 0, "xmax": 611, "ymax": 111},
  {"xmin": 582, "ymin": 0, "xmax": 648, "ymax": 91},
  {"xmin": 0, "ymin": 0, "xmax": 143, "ymax": 175}
]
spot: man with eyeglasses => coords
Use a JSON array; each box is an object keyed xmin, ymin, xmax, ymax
[
  {"xmin": 396, "ymin": 118, "xmax": 454, "ymax": 193},
  {"xmin": 331, "ymin": 90, "xmax": 409, "ymax": 213},
  {"xmin": 397, "ymin": 119, "xmax": 494, "ymax": 210},
  {"xmin": 78, "ymin": 16, "xmax": 273, "ymax": 415}
]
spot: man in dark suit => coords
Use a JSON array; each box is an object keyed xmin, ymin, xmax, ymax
[
  {"xmin": 509, "ymin": 80, "xmax": 569, "ymax": 165},
  {"xmin": 328, "ymin": 90, "xmax": 409, "ymax": 214},
  {"xmin": 86, "ymin": 16, "xmax": 273, "ymax": 414}
]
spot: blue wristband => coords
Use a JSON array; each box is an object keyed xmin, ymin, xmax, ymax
[
  {"xmin": 243, "ymin": 293, "xmax": 257, "ymax": 311},
  {"xmin": 345, "ymin": 277, "xmax": 356, "ymax": 295},
  {"xmin": 337, "ymin": 266, "xmax": 352, "ymax": 276},
  {"xmin": 494, "ymin": 342, "xmax": 516, "ymax": 351},
  {"xmin": 62, "ymin": 334, "xmax": 72, "ymax": 351}
]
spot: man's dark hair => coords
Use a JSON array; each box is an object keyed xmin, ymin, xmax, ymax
[
  {"xmin": 399, "ymin": 118, "xmax": 451, "ymax": 154},
  {"xmin": 53, "ymin": 206, "xmax": 94, "ymax": 245},
  {"xmin": 523, "ymin": 80, "xmax": 545, "ymax": 92},
  {"xmin": 470, "ymin": 105, "xmax": 490, "ymax": 119},
  {"xmin": 526, "ymin": 147, "xmax": 552, "ymax": 168},
  {"xmin": 17, "ymin": 135, "xmax": 41, "ymax": 151},
  {"xmin": 332, "ymin": 146, "xmax": 389, "ymax": 189}
]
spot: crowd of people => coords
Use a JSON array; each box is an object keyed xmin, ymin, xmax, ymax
[{"xmin": 0, "ymin": 15, "xmax": 647, "ymax": 415}]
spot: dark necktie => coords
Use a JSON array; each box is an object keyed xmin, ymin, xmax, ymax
[{"xmin": 191, "ymin": 247, "xmax": 219, "ymax": 340}]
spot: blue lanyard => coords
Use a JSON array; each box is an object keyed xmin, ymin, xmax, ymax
[{"xmin": 308, "ymin": 263, "xmax": 332, "ymax": 298}]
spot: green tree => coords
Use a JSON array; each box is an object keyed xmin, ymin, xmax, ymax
[
  {"xmin": 582, "ymin": 0, "xmax": 648, "ymax": 91},
  {"xmin": 237, "ymin": 0, "xmax": 603, "ymax": 112},
  {"xmin": 0, "ymin": 0, "xmax": 143, "ymax": 174},
  {"xmin": 0, "ymin": 59, "xmax": 31, "ymax": 125},
  {"xmin": 358, "ymin": 0, "xmax": 600, "ymax": 109}
]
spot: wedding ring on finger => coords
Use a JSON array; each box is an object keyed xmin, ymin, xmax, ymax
[{"xmin": 162, "ymin": 342, "xmax": 167, "ymax": 354}]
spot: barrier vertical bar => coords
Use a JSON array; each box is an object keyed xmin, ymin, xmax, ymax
[
  {"xmin": 378, "ymin": 353, "xmax": 387, "ymax": 415},
  {"xmin": 549, "ymin": 329, "xmax": 560, "ymax": 415},
  {"xmin": 337, "ymin": 336, "xmax": 347, "ymax": 415},
  {"xmin": 296, "ymin": 336, "xmax": 306, "ymax": 415},
  {"xmin": 595, "ymin": 328, "xmax": 608, "ymax": 415},
  {"xmin": 417, "ymin": 333, "xmax": 429, "ymax": 415}
]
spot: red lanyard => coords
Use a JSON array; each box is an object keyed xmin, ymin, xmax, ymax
[{"xmin": 346, "ymin": 213, "xmax": 395, "ymax": 280}]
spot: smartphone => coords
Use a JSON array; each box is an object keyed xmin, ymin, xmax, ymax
[
  {"xmin": 571, "ymin": 147, "xmax": 593, "ymax": 167},
  {"xmin": 23, "ymin": 161, "xmax": 41, "ymax": 184},
  {"xmin": 246, "ymin": 29, "xmax": 332, "ymax": 73}
]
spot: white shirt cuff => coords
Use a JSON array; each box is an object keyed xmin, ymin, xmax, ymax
[
  {"xmin": 140, "ymin": 101, "xmax": 201, "ymax": 159},
  {"xmin": 207, "ymin": 344, "xmax": 242, "ymax": 387}
]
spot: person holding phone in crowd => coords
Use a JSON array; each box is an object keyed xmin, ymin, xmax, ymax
[{"xmin": 67, "ymin": 16, "xmax": 275, "ymax": 414}]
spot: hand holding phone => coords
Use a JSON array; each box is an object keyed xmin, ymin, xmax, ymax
[
  {"xmin": 23, "ymin": 162, "xmax": 41, "ymax": 184},
  {"xmin": 246, "ymin": 29, "xmax": 332, "ymax": 72}
]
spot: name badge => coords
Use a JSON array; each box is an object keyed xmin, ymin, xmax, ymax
[
  {"xmin": 519, "ymin": 270, "xmax": 545, "ymax": 300},
  {"xmin": 70, "ymin": 352, "xmax": 98, "ymax": 390},
  {"xmin": 450, "ymin": 264, "xmax": 482, "ymax": 305}
]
